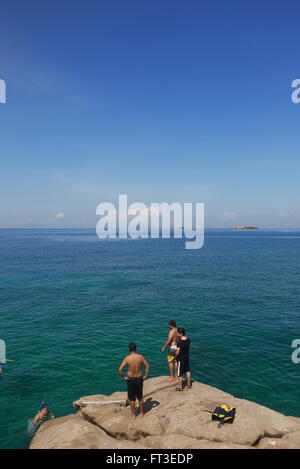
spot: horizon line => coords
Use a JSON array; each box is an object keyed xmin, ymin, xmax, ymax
[{"xmin": 1, "ymin": 227, "xmax": 300, "ymax": 231}]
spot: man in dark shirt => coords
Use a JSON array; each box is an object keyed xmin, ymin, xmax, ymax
[{"xmin": 175, "ymin": 328, "xmax": 191, "ymax": 391}]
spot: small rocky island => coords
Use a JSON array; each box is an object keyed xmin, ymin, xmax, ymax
[
  {"xmin": 30, "ymin": 377, "xmax": 300, "ymax": 449},
  {"xmin": 231, "ymin": 226, "xmax": 259, "ymax": 230}
]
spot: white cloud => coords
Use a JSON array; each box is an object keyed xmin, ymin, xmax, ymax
[
  {"xmin": 279, "ymin": 212, "xmax": 290, "ymax": 217},
  {"xmin": 139, "ymin": 206, "xmax": 161, "ymax": 215},
  {"xmin": 279, "ymin": 212, "xmax": 300, "ymax": 219},
  {"xmin": 55, "ymin": 212, "xmax": 65, "ymax": 218},
  {"xmin": 223, "ymin": 211, "xmax": 236, "ymax": 219}
]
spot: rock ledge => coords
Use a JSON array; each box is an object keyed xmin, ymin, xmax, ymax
[{"xmin": 30, "ymin": 377, "xmax": 300, "ymax": 449}]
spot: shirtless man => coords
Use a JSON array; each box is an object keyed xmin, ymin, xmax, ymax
[
  {"xmin": 119, "ymin": 343, "xmax": 150, "ymax": 419},
  {"xmin": 161, "ymin": 320, "xmax": 178, "ymax": 381}
]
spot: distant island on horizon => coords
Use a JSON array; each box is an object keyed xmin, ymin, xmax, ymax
[{"xmin": 230, "ymin": 226, "xmax": 259, "ymax": 230}]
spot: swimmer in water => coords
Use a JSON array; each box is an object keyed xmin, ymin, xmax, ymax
[{"xmin": 27, "ymin": 402, "xmax": 55, "ymax": 436}]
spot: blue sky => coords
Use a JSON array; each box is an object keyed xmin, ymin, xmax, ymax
[{"xmin": 0, "ymin": 0, "xmax": 300, "ymax": 228}]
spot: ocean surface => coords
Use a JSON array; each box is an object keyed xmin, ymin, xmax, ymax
[{"xmin": 0, "ymin": 228, "xmax": 299, "ymax": 449}]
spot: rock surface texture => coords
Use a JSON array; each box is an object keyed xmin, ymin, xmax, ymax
[{"xmin": 30, "ymin": 377, "xmax": 300, "ymax": 449}]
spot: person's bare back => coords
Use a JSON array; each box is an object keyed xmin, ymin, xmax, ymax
[
  {"xmin": 119, "ymin": 343, "xmax": 150, "ymax": 419},
  {"xmin": 124, "ymin": 353, "xmax": 146, "ymax": 377}
]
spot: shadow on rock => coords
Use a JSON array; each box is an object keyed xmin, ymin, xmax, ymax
[{"xmin": 142, "ymin": 397, "xmax": 160, "ymax": 414}]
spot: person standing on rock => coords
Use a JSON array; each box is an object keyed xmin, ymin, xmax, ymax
[
  {"xmin": 118, "ymin": 343, "xmax": 150, "ymax": 419},
  {"xmin": 161, "ymin": 320, "xmax": 178, "ymax": 381},
  {"xmin": 175, "ymin": 328, "xmax": 192, "ymax": 391}
]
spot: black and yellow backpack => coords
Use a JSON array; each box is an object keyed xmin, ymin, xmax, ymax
[{"xmin": 210, "ymin": 405, "xmax": 236, "ymax": 428}]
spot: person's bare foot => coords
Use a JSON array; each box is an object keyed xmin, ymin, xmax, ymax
[
  {"xmin": 139, "ymin": 412, "xmax": 145, "ymax": 417},
  {"xmin": 168, "ymin": 377, "xmax": 175, "ymax": 382},
  {"xmin": 129, "ymin": 415, "xmax": 136, "ymax": 419}
]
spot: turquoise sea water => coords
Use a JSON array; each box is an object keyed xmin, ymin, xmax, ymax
[{"xmin": 0, "ymin": 229, "xmax": 299, "ymax": 449}]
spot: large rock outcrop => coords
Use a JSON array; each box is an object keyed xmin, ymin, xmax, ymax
[{"xmin": 30, "ymin": 376, "xmax": 300, "ymax": 449}]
